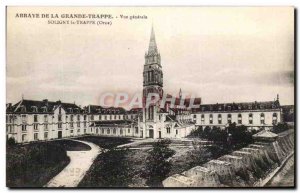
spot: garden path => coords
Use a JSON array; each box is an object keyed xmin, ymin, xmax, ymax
[{"xmin": 45, "ymin": 139, "xmax": 101, "ymax": 187}]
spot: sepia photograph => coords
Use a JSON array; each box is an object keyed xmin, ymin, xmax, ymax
[{"xmin": 5, "ymin": 6, "xmax": 295, "ymax": 188}]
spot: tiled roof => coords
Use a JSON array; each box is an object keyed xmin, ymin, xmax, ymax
[
  {"xmin": 127, "ymin": 108, "xmax": 142, "ymax": 114},
  {"xmin": 85, "ymin": 105, "xmax": 126, "ymax": 114},
  {"xmin": 91, "ymin": 120, "xmax": 133, "ymax": 127},
  {"xmin": 166, "ymin": 94, "xmax": 201, "ymax": 108},
  {"xmin": 7, "ymin": 99, "xmax": 82, "ymax": 114},
  {"xmin": 195, "ymin": 100, "xmax": 280, "ymax": 112},
  {"xmin": 253, "ymin": 130, "xmax": 278, "ymax": 139}
]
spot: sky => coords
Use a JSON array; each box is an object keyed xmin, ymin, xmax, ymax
[{"xmin": 7, "ymin": 7, "xmax": 294, "ymax": 107}]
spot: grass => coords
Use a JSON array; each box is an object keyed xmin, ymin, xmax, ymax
[
  {"xmin": 49, "ymin": 140, "xmax": 91, "ymax": 151},
  {"xmin": 6, "ymin": 141, "xmax": 71, "ymax": 187},
  {"xmin": 76, "ymin": 136, "xmax": 132, "ymax": 149},
  {"xmin": 77, "ymin": 136, "xmax": 134, "ymax": 187},
  {"xmin": 6, "ymin": 139, "xmax": 91, "ymax": 187}
]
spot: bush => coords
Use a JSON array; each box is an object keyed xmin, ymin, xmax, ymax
[
  {"xmin": 7, "ymin": 137, "xmax": 16, "ymax": 147},
  {"xmin": 144, "ymin": 139, "xmax": 175, "ymax": 187},
  {"xmin": 271, "ymin": 122, "xmax": 289, "ymax": 134}
]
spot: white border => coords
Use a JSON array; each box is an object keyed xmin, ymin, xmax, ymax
[{"xmin": 0, "ymin": 1, "xmax": 298, "ymax": 192}]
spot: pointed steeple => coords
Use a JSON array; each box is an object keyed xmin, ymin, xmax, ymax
[
  {"xmin": 148, "ymin": 25, "xmax": 158, "ymax": 55},
  {"xmin": 179, "ymin": 88, "xmax": 182, "ymax": 99}
]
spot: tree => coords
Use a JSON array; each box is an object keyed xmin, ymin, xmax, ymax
[
  {"xmin": 144, "ymin": 139, "xmax": 175, "ymax": 187},
  {"xmin": 271, "ymin": 122, "xmax": 289, "ymax": 134},
  {"xmin": 7, "ymin": 137, "xmax": 16, "ymax": 147}
]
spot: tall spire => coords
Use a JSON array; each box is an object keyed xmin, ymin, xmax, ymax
[{"xmin": 148, "ymin": 25, "xmax": 158, "ymax": 55}]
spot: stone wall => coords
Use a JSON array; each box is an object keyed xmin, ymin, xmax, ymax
[{"xmin": 162, "ymin": 130, "xmax": 294, "ymax": 187}]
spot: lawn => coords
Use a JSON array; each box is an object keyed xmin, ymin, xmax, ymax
[
  {"xmin": 6, "ymin": 139, "xmax": 90, "ymax": 187},
  {"xmin": 76, "ymin": 136, "xmax": 133, "ymax": 149}
]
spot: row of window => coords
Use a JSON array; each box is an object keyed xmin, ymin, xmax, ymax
[
  {"xmin": 10, "ymin": 113, "xmax": 140, "ymax": 124},
  {"xmin": 201, "ymin": 104, "xmax": 278, "ymax": 111},
  {"xmin": 21, "ymin": 122, "xmax": 88, "ymax": 131},
  {"xmin": 196, "ymin": 113, "xmax": 278, "ymax": 125},
  {"xmin": 24, "ymin": 129, "xmax": 88, "ymax": 142}
]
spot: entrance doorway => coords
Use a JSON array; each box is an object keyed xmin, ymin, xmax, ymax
[
  {"xmin": 159, "ymin": 131, "xmax": 161, "ymax": 138},
  {"xmin": 58, "ymin": 131, "xmax": 62, "ymax": 139},
  {"xmin": 149, "ymin": 129, "xmax": 154, "ymax": 138}
]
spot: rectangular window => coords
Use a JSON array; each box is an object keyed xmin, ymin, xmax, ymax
[
  {"xmin": 44, "ymin": 132, "xmax": 48, "ymax": 140},
  {"xmin": 249, "ymin": 120, "xmax": 253, "ymax": 124},
  {"xmin": 58, "ymin": 115, "xmax": 62, "ymax": 122},
  {"xmin": 34, "ymin": 115, "xmax": 38, "ymax": 122},
  {"xmin": 77, "ymin": 122, "xmax": 80, "ymax": 127},
  {"xmin": 261, "ymin": 120, "xmax": 265, "ymax": 124},
  {"xmin": 22, "ymin": 115, "xmax": 27, "ymax": 123},
  {"xmin": 44, "ymin": 115, "xmax": 48, "ymax": 122},
  {"xmin": 77, "ymin": 129, "xmax": 80, "ymax": 133},
  {"xmin": 238, "ymin": 119, "xmax": 242, "ymax": 124},
  {"xmin": 34, "ymin": 124, "xmax": 38, "ymax": 130},
  {"xmin": 44, "ymin": 124, "xmax": 48, "ymax": 130},
  {"xmin": 58, "ymin": 123, "xmax": 62, "ymax": 128},
  {"xmin": 34, "ymin": 133, "xmax": 38, "ymax": 140},
  {"xmin": 209, "ymin": 120, "xmax": 213, "ymax": 124},
  {"xmin": 84, "ymin": 122, "xmax": 86, "ymax": 127},
  {"xmin": 128, "ymin": 129, "xmax": 130, "ymax": 133},
  {"xmin": 70, "ymin": 122, "xmax": 73, "ymax": 128},
  {"xmin": 22, "ymin": 134, "xmax": 27, "ymax": 142},
  {"xmin": 71, "ymin": 130, "xmax": 73, "ymax": 133},
  {"xmin": 218, "ymin": 120, "xmax": 222, "ymax": 124},
  {"xmin": 22, "ymin": 124, "xmax": 27, "ymax": 131},
  {"xmin": 120, "ymin": 129, "xmax": 123, "ymax": 135}
]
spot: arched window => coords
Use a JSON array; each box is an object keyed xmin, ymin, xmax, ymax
[
  {"xmin": 260, "ymin": 113, "xmax": 265, "ymax": 124},
  {"xmin": 227, "ymin": 114, "xmax": 232, "ymax": 124},
  {"xmin": 249, "ymin": 113, "xmax": 253, "ymax": 124},
  {"xmin": 201, "ymin": 114, "xmax": 205, "ymax": 124},
  {"xmin": 218, "ymin": 114, "xmax": 222, "ymax": 124},
  {"xmin": 238, "ymin": 114, "xmax": 242, "ymax": 124},
  {"xmin": 209, "ymin": 114, "xmax": 213, "ymax": 124},
  {"xmin": 273, "ymin": 112, "xmax": 278, "ymax": 124}
]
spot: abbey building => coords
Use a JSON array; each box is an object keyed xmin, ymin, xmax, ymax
[{"xmin": 6, "ymin": 27, "xmax": 289, "ymax": 143}]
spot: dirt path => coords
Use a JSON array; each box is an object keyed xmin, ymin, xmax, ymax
[{"xmin": 45, "ymin": 139, "xmax": 101, "ymax": 187}]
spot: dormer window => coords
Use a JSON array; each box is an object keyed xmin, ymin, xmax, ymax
[
  {"xmin": 32, "ymin": 106, "xmax": 38, "ymax": 113},
  {"xmin": 42, "ymin": 106, "xmax": 47, "ymax": 113},
  {"xmin": 21, "ymin": 105, "xmax": 26, "ymax": 113}
]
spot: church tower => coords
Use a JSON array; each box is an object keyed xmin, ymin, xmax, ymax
[{"xmin": 142, "ymin": 26, "xmax": 164, "ymax": 138}]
